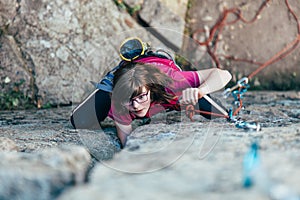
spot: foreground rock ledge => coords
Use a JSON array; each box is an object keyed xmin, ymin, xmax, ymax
[{"xmin": 0, "ymin": 145, "xmax": 91, "ymax": 200}]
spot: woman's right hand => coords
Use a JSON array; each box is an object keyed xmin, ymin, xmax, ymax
[{"xmin": 181, "ymin": 88, "xmax": 203, "ymax": 105}]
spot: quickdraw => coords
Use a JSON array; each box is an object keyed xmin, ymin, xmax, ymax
[
  {"xmin": 222, "ymin": 77, "xmax": 259, "ymax": 131},
  {"xmin": 183, "ymin": 81, "xmax": 260, "ymax": 131},
  {"xmin": 223, "ymin": 77, "xmax": 250, "ymax": 117}
]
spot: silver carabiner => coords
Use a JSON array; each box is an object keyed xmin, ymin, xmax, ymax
[
  {"xmin": 236, "ymin": 121, "xmax": 261, "ymax": 131},
  {"xmin": 222, "ymin": 88, "xmax": 232, "ymax": 98},
  {"xmin": 223, "ymin": 77, "xmax": 249, "ymax": 98},
  {"xmin": 237, "ymin": 77, "xmax": 249, "ymax": 87}
]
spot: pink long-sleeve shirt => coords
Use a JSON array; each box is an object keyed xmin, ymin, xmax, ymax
[{"xmin": 108, "ymin": 56, "xmax": 200, "ymax": 125}]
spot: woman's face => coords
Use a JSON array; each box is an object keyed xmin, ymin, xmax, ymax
[{"xmin": 124, "ymin": 86, "xmax": 151, "ymax": 117}]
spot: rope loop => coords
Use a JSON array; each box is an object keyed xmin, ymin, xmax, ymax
[{"xmin": 185, "ymin": 105, "xmax": 195, "ymax": 121}]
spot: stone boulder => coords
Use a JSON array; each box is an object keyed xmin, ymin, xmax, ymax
[
  {"xmin": 0, "ymin": 0, "xmax": 187, "ymax": 108},
  {"xmin": 138, "ymin": 0, "xmax": 186, "ymax": 51},
  {"xmin": 0, "ymin": 145, "xmax": 91, "ymax": 200},
  {"xmin": 0, "ymin": 137, "xmax": 18, "ymax": 152},
  {"xmin": 182, "ymin": 0, "xmax": 300, "ymax": 89}
]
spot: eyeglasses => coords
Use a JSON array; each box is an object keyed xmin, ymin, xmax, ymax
[
  {"xmin": 119, "ymin": 37, "xmax": 149, "ymax": 61},
  {"xmin": 122, "ymin": 91, "xmax": 150, "ymax": 107}
]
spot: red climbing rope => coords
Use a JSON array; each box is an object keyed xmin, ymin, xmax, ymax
[{"xmin": 185, "ymin": 104, "xmax": 229, "ymax": 122}]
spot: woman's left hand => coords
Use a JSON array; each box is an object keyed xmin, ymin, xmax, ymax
[{"xmin": 181, "ymin": 88, "xmax": 203, "ymax": 105}]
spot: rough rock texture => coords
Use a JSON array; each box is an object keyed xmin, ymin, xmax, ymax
[
  {"xmin": 0, "ymin": 137, "xmax": 18, "ymax": 152},
  {"xmin": 160, "ymin": 0, "xmax": 188, "ymax": 19},
  {"xmin": 0, "ymin": 91, "xmax": 300, "ymax": 199},
  {"xmin": 124, "ymin": 0, "xmax": 188, "ymax": 19},
  {"xmin": 1, "ymin": 0, "xmax": 299, "ymax": 108},
  {"xmin": 11, "ymin": 0, "xmax": 145, "ymax": 105},
  {"xmin": 0, "ymin": 145, "xmax": 91, "ymax": 200},
  {"xmin": 182, "ymin": 0, "xmax": 300, "ymax": 89},
  {"xmin": 139, "ymin": 0, "xmax": 186, "ymax": 50},
  {"xmin": 0, "ymin": 0, "xmax": 182, "ymax": 107},
  {"xmin": 59, "ymin": 124, "xmax": 300, "ymax": 200}
]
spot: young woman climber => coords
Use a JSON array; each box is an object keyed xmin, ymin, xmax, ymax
[{"xmin": 70, "ymin": 37, "xmax": 232, "ymax": 148}]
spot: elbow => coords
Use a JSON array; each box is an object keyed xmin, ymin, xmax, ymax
[
  {"xmin": 216, "ymin": 68, "xmax": 232, "ymax": 86},
  {"xmin": 223, "ymin": 70, "xmax": 232, "ymax": 84}
]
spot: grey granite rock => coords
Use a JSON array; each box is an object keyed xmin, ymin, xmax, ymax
[{"xmin": 0, "ymin": 145, "xmax": 91, "ymax": 200}]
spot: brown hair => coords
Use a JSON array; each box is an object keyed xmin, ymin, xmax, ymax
[{"xmin": 112, "ymin": 62, "xmax": 176, "ymax": 113}]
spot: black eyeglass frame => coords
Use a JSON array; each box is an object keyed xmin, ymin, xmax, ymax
[{"xmin": 122, "ymin": 90, "xmax": 150, "ymax": 107}]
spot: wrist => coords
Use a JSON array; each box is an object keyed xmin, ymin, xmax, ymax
[{"xmin": 198, "ymin": 87, "xmax": 207, "ymax": 98}]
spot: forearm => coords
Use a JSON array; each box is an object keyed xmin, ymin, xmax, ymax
[
  {"xmin": 115, "ymin": 122, "xmax": 132, "ymax": 148},
  {"xmin": 197, "ymin": 68, "xmax": 232, "ymax": 96}
]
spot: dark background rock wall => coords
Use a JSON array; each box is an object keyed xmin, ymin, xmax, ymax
[{"xmin": 183, "ymin": 0, "xmax": 300, "ymax": 90}]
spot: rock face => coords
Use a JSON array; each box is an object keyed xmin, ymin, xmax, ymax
[
  {"xmin": 1, "ymin": 0, "xmax": 299, "ymax": 108},
  {"xmin": 0, "ymin": 145, "xmax": 91, "ymax": 200},
  {"xmin": 0, "ymin": 91, "xmax": 300, "ymax": 199},
  {"xmin": 183, "ymin": 0, "xmax": 300, "ymax": 89},
  {"xmin": 58, "ymin": 123, "xmax": 300, "ymax": 200},
  {"xmin": 0, "ymin": 137, "xmax": 18, "ymax": 152},
  {"xmin": 0, "ymin": 0, "xmax": 187, "ymax": 108},
  {"xmin": 1, "ymin": 0, "xmax": 141, "ymax": 106},
  {"xmin": 139, "ymin": 0, "xmax": 186, "ymax": 50}
]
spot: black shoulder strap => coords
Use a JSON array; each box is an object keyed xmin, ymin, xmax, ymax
[{"xmin": 143, "ymin": 50, "xmax": 171, "ymax": 60}]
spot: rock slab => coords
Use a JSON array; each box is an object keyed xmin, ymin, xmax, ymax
[{"xmin": 0, "ymin": 145, "xmax": 91, "ymax": 200}]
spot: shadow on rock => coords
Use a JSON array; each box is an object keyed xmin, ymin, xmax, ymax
[{"xmin": 77, "ymin": 129, "xmax": 121, "ymax": 161}]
